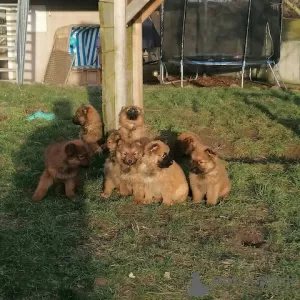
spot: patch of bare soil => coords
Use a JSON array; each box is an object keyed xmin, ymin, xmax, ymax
[
  {"xmin": 192, "ymin": 75, "xmax": 241, "ymax": 87},
  {"xmin": 197, "ymin": 128, "xmax": 235, "ymax": 157},
  {"xmin": 0, "ymin": 114, "xmax": 8, "ymax": 122},
  {"xmin": 284, "ymin": 142, "xmax": 300, "ymax": 159},
  {"xmin": 237, "ymin": 228, "xmax": 265, "ymax": 248}
]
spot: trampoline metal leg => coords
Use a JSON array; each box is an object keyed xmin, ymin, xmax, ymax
[
  {"xmin": 268, "ymin": 62, "xmax": 281, "ymax": 88},
  {"xmin": 180, "ymin": 60, "xmax": 184, "ymax": 88},
  {"xmin": 195, "ymin": 68, "xmax": 199, "ymax": 80},
  {"xmin": 160, "ymin": 62, "xmax": 164, "ymax": 84},
  {"xmin": 241, "ymin": 62, "xmax": 246, "ymax": 88},
  {"xmin": 274, "ymin": 63, "xmax": 287, "ymax": 90}
]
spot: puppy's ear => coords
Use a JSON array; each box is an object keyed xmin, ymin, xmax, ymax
[
  {"xmin": 205, "ymin": 148, "xmax": 217, "ymax": 157},
  {"xmin": 65, "ymin": 143, "xmax": 77, "ymax": 156},
  {"xmin": 136, "ymin": 137, "xmax": 150, "ymax": 148},
  {"xmin": 136, "ymin": 106, "xmax": 143, "ymax": 115},
  {"xmin": 185, "ymin": 136, "xmax": 195, "ymax": 145},
  {"xmin": 113, "ymin": 131, "xmax": 121, "ymax": 141},
  {"xmin": 83, "ymin": 106, "xmax": 90, "ymax": 115},
  {"xmin": 147, "ymin": 142, "xmax": 160, "ymax": 153},
  {"xmin": 117, "ymin": 139, "xmax": 124, "ymax": 147}
]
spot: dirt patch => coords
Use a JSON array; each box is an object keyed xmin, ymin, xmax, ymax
[
  {"xmin": 284, "ymin": 142, "xmax": 300, "ymax": 159},
  {"xmin": 115, "ymin": 202, "xmax": 140, "ymax": 218},
  {"xmin": 0, "ymin": 114, "xmax": 8, "ymax": 122},
  {"xmin": 237, "ymin": 228, "xmax": 265, "ymax": 248},
  {"xmin": 197, "ymin": 128, "xmax": 235, "ymax": 157},
  {"xmin": 162, "ymin": 74, "xmax": 242, "ymax": 87},
  {"xmin": 192, "ymin": 75, "xmax": 241, "ymax": 87},
  {"xmin": 94, "ymin": 277, "xmax": 109, "ymax": 288}
]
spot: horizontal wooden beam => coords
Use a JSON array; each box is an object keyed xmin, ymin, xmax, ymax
[
  {"xmin": 126, "ymin": 0, "xmax": 150, "ymax": 24},
  {"xmin": 140, "ymin": 0, "xmax": 163, "ymax": 23}
]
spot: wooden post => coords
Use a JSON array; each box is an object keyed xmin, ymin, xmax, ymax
[
  {"xmin": 132, "ymin": 19, "xmax": 143, "ymax": 107},
  {"xmin": 114, "ymin": 0, "xmax": 127, "ymax": 129},
  {"xmin": 99, "ymin": 0, "xmax": 115, "ymax": 131},
  {"xmin": 99, "ymin": 0, "xmax": 163, "ymax": 132}
]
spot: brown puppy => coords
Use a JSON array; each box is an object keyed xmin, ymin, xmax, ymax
[
  {"xmin": 118, "ymin": 105, "xmax": 149, "ymax": 142},
  {"xmin": 100, "ymin": 130, "xmax": 122, "ymax": 198},
  {"xmin": 115, "ymin": 137, "xmax": 149, "ymax": 201},
  {"xmin": 32, "ymin": 139, "xmax": 90, "ymax": 201},
  {"xmin": 72, "ymin": 104, "xmax": 104, "ymax": 155},
  {"xmin": 189, "ymin": 146, "xmax": 231, "ymax": 206},
  {"xmin": 176, "ymin": 131, "xmax": 206, "ymax": 157},
  {"xmin": 138, "ymin": 140, "xmax": 189, "ymax": 206}
]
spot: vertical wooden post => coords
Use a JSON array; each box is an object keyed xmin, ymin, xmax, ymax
[
  {"xmin": 114, "ymin": 0, "xmax": 127, "ymax": 128},
  {"xmin": 132, "ymin": 19, "xmax": 143, "ymax": 107},
  {"xmin": 99, "ymin": 0, "xmax": 163, "ymax": 132},
  {"xmin": 99, "ymin": 0, "xmax": 115, "ymax": 131}
]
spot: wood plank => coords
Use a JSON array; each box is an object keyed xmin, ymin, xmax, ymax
[
  {"xmin": 132, "ymin": 18, "xmax": 143, "ymax": 108},
  {"xmin": 99, "ymin": 0, "xmax": 115, "ymax": 131},
  {"xmin": 114, "ymin": 0, "xmax": 127, "ymax": 129},
  {"xmin": 126, "ymin": 0, "xmax": 150, "ymax": 24},
  {"xmin": 140, "ymin": 0, "xmax": 163, "ymax": 23}
]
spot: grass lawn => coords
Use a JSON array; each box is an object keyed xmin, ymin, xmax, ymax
[{"xmin": 1, "ymin": 82, "xmax": 300, "ymax": 300}]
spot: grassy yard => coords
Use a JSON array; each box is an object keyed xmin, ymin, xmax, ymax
[{"xmin": 0, "ymin": 82, "xmax": 300, "ymax": 300}]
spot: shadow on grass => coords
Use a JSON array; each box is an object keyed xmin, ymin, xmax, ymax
[
  {"xmin": 1, "ymin": 99, "xmax": 111, "ymax": 299},
  {"xmin": 241, "ymin": 94, "xmax": 300, "ymax": 137},
  {"xmin": 226, "ymin": 156, "xmax": 300, "ymax": 165}
]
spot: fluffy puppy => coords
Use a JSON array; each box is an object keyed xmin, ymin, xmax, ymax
[
  {"xmin": 32, "ymin": 139, "xmax": 90, "ymax": 201},
  {"xmin": 189, "ymin": 146, "xmax": 231, "ymax": 206},
  {"xmin": 115, "ymin": 137, "xmax": 149, "ymax": 202},
  {"xmin": 118, "ymin": 105, "xmax": 149, "ymax": 142},
  {"xmin": 100, "ymin": 130, "xmax": 122, "ymax": 198},
  {"xmin": 138, "ymin": 140, "xmax": 189, "ymax": 206},
  {"xmin": 72, "ymin": 104, "xmax": 104, "ymax": 155},
  {"xmin": 176, "ymin": 131, "xmax": 206, "ymax": 157}
]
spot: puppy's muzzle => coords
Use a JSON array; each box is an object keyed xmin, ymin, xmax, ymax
[
  {"xmin": 124, "ymin": 158, "xmax": 136, "ymax": 166},
  {"xmin": 126, "ymin": 108, "xmax": 139, "ymax": 120},
  {"xmin": 190, "ymin": 162, "xmax": 202, "ymax": 174},
  {"xmin": 158, "ymin": 155, "xmax": 173, "ymax": 168},
  {"xmin": 80, "ymin": 159, "xmax": 90, "ymax": 168},
  {"xmin": 100, "ymin": 143, "xmax": 108, "ymax": 152},
  {"xmin": 72, "ymin": 116, "xmax": 80, "ymax": 125}
]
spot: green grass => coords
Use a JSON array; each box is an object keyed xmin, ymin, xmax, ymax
[{"xmin": 1, "ymin": 82, "xmax": 300, "ymax": 300}]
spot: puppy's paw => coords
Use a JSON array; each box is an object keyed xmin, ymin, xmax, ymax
[
  {"xmin": 100, "ymin": 192, "xmax": 110, "ymax": 199},
  {"xmin": 66, "ymin": 193, "xmax": 76, "ymax": 201},
  {"xmin": 32, "ymin": 194, "xmax": 42, "ymax": 201}
]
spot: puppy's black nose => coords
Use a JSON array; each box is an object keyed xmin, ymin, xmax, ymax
[
  {"xmin": 72, "ymin": 116, "xmax": 79, "ymax": 125},
  {"xmin": 191, "ymin": 165, "xmax": 201, "ymax": 174},
  {"xmin": 126, "ymin": 108, "xmax": 138, "ymax": 120},
  {"xmin": 127, "ymin": 159, "xmax": 133, "ymax": 165}
]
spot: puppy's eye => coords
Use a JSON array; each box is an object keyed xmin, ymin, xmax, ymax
[
  {"xmin": 133, "ymin": 152, "xmax": 137, "ymax": 156},
  {"xmin": 123, "ymin": 152, "xmax": 127, "ymax": 156},
  {"xmin": 78, "ymin": 155, "xmax": 85, "ymax": 160},
  {"xmin": 162, "ymin": 153, "xmax": 167, "ymax": 158}
]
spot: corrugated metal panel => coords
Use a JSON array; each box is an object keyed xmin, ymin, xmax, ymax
[{"xmin": 15, "ymin": 0, "xmax": 29, "ymax": 84}]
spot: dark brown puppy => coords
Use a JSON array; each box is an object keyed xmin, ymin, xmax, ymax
[
  {"xmin": 176, "ymin": 131, "xmax": 206, "ymax": 158},
  {"xmin": 100, "ymin": 130, "xmax": 122, "ymax": 198},
  {"xmin": 118, "ymin": 105, "xmax": 150, "ymax": 142},
  {"xmin": 189, "ymin": 146, "xmax": 231, "ymax": 206},
  {"xmin": 32, "ymin": 139, "xmax": 90, "ymax": 201},
  {"xmin": 72, "ymin": 104, "xmax": 104, "ymax": 156}
]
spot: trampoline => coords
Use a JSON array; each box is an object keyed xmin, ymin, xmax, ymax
[{"xmin": 159, "ymin": 0, "xmax": 285, "ymax": 88}]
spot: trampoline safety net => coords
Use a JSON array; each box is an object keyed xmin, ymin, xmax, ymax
[{"xmin": 160, "ymin": 0, "xmax": 282, "ymax": 68}]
